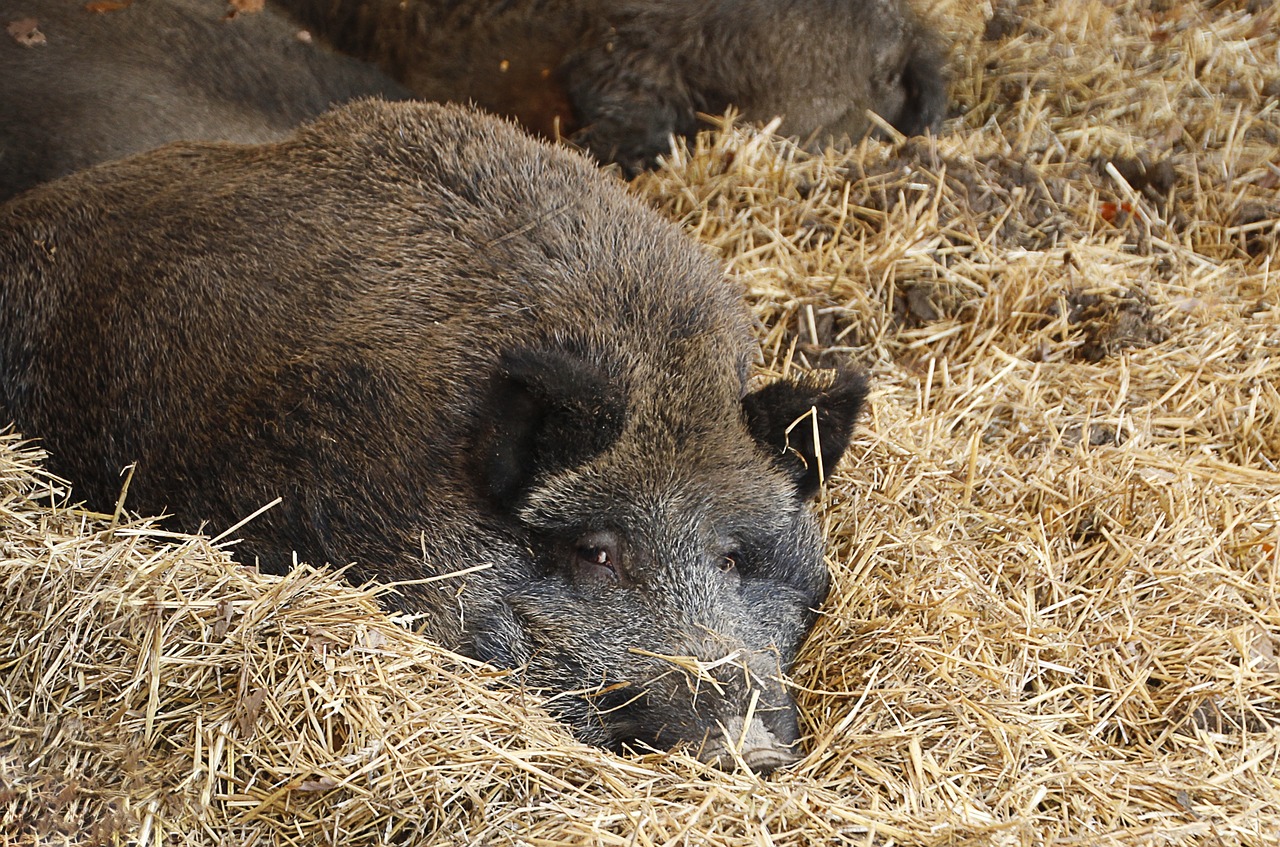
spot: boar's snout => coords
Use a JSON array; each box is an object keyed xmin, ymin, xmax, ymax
[
  {"xmin": 474, "ymin": 589, "xmax": 813, "ymax": 773},
  {"xmin": 588, "ymin": 642, "xmax": 808, "ymax": 775},
  {"xmin": 702, "ymin": 714, "xmax": 803, "ymax": 775},
  {"xmin": 684, "ymin": 649, "xmax": 807, "ymax": 775}
]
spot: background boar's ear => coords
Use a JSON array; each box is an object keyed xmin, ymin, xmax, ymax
[
  {"xmin": 742, "ymin": 368, "xmax": 869, "ymax": 499},
  {"xmin": 478, "ymin": 349, "xmax": 626, "ymax": 508}
]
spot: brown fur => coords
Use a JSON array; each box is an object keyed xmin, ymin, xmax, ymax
[
  {"xmin": 0, "ymin": 0, "xmax": 409, "ymax": 201},
  {"xmin": 0, "ymin": 0, "xmax": 946, "ymax": 200},
  {"xmin": 273, "ymin": 0, "xmax": 949, "ymax": 170}
]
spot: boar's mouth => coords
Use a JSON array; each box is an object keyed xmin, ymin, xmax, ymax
[
  {"xmin": 574, "ymin": 654, "xmax": 807, "ymax": 775},
  {"xmin": 471, "ymin": 590, "xmax": 814, "ymax": 775},
  {"xmin": 697, "ymin": 715, "xmax": 805, "ymax": 775},
  {"xmin": 468, "ymin": 545, "xmax": 825, "ymax": 774}
]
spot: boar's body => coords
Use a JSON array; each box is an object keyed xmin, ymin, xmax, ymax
[
  {"xmin": 0, "ymin": 0, "xmax": 945, "ymax": 197},
  {"xmin": 0, "ymin": 100, "xmax": 865, "ymax": 769},
  {"xmin": 0, "ymin": 0, "xmax": 408, "ymax": 201},
  {"xmin": 271, "ymin": 0, "xmax": 948, "ymax": 170}
]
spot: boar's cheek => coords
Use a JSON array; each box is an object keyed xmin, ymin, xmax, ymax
[
  {"xmin": 742, "ymin": 368, "xmax": 869, "ymax": 498},
  {"xmin": 467, "ymin": 598, "xmax": 534, "ymax": 670},
  {"xmin": 475, "ymin": 348, "xmax": 627, "ymax": 508}
]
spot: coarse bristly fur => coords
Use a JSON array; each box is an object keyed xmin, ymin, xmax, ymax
[
  {"xmin": 0, "ymin": 0, "xmax": 410, "ymax": 202},
  {"xmin": 0, "ymin": 0, "xmax": 946, "ymax": 201},
  {"xmin": 272, "ymin": 0, "xmax": 949, "ymax": 171},
  {"xmin": 0, "ymin": 99, "xmax": 867, "ymax": 771}
]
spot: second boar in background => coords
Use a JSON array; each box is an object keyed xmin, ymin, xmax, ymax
[{"xmin": 272, "ymin": 0, "xmax": 950, "ymax": 170}]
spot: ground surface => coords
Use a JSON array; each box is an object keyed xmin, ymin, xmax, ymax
[{"xmin": 3, "ymin": 0, "xmax": 1279, "ymax": 844}]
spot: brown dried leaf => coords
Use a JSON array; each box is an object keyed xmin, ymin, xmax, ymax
[
  {"xmin": 213, "ymin": 598, "xmax": 234, "ymax": 639},
  {"xmin": 84, "ymin": 1, "xmax": 133, "ymax": 13},
  {"xmin": 235, "ymin": 688, "xmax": 268, "ymax": 737},
  {"xmin": 295, "ymin": 775, "xmax": 339, "ymax": 792},
  {"xmin": 1250, "ymin": 626, "xmax": 1279, "ymax": 675},
  {"xmin": 6, "ymin": 17, "xmax": 46, "ymax": 46}
]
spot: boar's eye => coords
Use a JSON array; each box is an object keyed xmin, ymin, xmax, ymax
[
  {"xmin": 579, "ymin": 545, "xmax": 613, "ymax": 570},
  {"xmin": 573, "ymin": 530, "xmax": 623, "ymax": 583}
]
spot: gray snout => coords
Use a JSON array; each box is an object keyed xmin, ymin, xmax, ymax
[
  {"xmin": 686, "ymin": 649, "xmax": 807, "ymax": 775},
  {"xmin": 699, "ymin": 711, "xmax": 805, "ymax": 774}
]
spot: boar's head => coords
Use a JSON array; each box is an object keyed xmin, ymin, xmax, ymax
[
  {"xmin": 732, "ymin": 0, "xmax": 949, "ymax": 146},
  {"xmin": 564, "ymin": 0, "xmax": 947, "ymax": 172},
  {"xmin": 470, "ymin": 347, "xmax": 867, "ymax": 773}
]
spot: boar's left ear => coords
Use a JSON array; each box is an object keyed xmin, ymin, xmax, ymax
[
  {"xmin": 894, "ymin": 40, "xmax": 949, "ymax": 136},
  {"xmin": 742, "ymin": 368, "xmax": 869, "ymax": 499},
  {"xmin": 477, "ymin": 348, "xmax": 627, "ymax": 508}
]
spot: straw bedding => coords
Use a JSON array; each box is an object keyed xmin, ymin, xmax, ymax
[{"xmin": 3, "ymin": 0, "xmax": 1278, "ymax": 844}]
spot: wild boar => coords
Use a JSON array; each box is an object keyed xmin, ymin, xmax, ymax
[
  {"xmin": 0, "ymin": 99, "xmax": 867, "ymax": 771},
  {"xmin": 271, "ymin": 0, "xmax": 949, "ymax": 171},
  {"xmin": 0, "ymin": 0, "xmax": 408, "ymax": 201}
]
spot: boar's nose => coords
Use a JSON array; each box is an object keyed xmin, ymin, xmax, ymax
[
  {"xmin": 699, "ymin": 710, "xmax": 805, "ymax": 775},
  {"xmin": 693, "ymin": 653, "xmax": 806, "ymax": 775}
]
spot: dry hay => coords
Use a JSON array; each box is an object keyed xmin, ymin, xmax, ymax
[{"xmin": 3, "ymin": 0, "xmax": 1280, "ymax": 844}]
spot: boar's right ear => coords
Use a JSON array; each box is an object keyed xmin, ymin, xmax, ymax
[
  {"xmin": 477, "ymin": 349, "xmax": 627, "ymax": 508},
  {"xmin": 742, "ymin": 368, "xmax": 869, "ymax": 499}
]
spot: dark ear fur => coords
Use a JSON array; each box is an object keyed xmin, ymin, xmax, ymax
[
  {"xmin": 742, "ymin": 368, "xmax": 868, "ymax": 498},
  {"xmin": 477, "ymin": 348, "xmax": 627, "ymax": 508},
  {"xmin": 895, "ymin": 41, "xmax": 949, "ymax": 136}
]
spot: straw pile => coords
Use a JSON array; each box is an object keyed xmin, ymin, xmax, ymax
[{"xmin": 3, "ymin": 0, "xmax": 1279, "ymax": 844}]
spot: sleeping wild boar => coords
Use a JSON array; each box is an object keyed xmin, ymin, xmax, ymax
[
  {"xmin": 0, "ymin": 100, "xmax": 867, "ymax": 771},
  {"xmin": 272, "ymin": 0, "xmax": 949, "ymax": 170}
]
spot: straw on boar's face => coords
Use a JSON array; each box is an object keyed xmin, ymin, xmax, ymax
[
  {"xmin": 0, "ymin": 100, "xmax": 866, "ymax": 773},
  {"xmin": 470, "ymin": 352, "xmax": 867, "ymax": 769}
]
